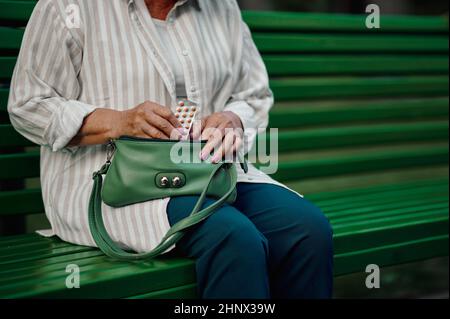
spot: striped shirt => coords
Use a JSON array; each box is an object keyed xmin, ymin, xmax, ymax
[{"xmin": 8, "ymin": 0, "xmax": 298, "ymax": 253}]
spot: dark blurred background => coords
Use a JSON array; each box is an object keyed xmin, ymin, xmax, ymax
[
  {"xmin": 236, "ymin": 0, "xmax": 449, "ymax": 299},
  {"xmin": 238, "ymin": 0, "xmax": 449, "ymax": 15}
]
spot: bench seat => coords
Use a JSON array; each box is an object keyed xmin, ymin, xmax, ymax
[{"xmin": 0, "ymin": 175, "xmax": 447, "ymax": 298}]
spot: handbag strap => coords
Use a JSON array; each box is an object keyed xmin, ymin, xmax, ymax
[{"xmin": 88, "ymin": 162, "xmax": 237, "ymax": 261}]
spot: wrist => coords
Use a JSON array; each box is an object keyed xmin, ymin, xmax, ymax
[
  {"xmin": 106, "ymin": 109, "xmax": 129, "ymax": 140},
  {"xmin": 224, "ymin": 111, "xmax": 244, "ymax": 130}
]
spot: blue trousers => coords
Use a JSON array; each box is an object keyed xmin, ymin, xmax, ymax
[{"xmin": 167, "ymin": 183, "xmax": 334, "ymax": 299}]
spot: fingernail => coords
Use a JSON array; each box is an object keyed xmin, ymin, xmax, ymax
[
  {"xmin": 178, "ymin": 128, "xmax": 187, "ymax": 135},
  {"xmin": 211, "ymin": 154, "xmax": 220, "ymax": 163}
]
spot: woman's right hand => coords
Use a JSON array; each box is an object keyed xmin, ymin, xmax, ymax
[
  {"xmin": 118, "ymin": 101, "xmax": 184, "ymax": 140},
  {"xmin": 69, "ymin": 101, "xmax": 184, "ymax": 148}
]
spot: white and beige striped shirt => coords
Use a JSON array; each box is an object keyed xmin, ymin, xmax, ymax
[{"xmin": 8, "ymin": 0, "xmax": 295, "ymax": 252}]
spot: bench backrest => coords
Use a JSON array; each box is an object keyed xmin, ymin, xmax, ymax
[{"xmin": 0, "ymin": 1, "xmax": 449, "ymax": 228}]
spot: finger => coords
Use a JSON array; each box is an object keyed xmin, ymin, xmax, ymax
[
  {"xmin": 147, "ymin": 113, "xmax": 183, "ymax": 139},
  {"xmin": 141, "ymin": 123, "xmax": 169, "ymax": 140},
  {"xmin": 200, "ymin": 116, "xmax": 222, "ymax": 141},
  {"xmin": 153, "ymin": 105, "xmax": 182, "ymax": 128},
  {"xmin": 200, "ymin": 127, "xmax": 225, "ymax": 160},
  {"xmin": 191, "ymin": 117, "xmax": 206, "ymax": 141},
  {"xmin": 211, "ymin": 130, "xmax": 236, "ymax": 163},
  {"xmin": 233, "ymin": 135, "xmax": 243, "ymax": 154}
]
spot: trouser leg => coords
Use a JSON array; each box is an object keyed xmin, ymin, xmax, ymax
[
  {"xmin": 233, "ymin": 183, "xmax": 334, "ymax": 299},
  {"xmin": 167, "ymin": 196, "xmax": 271, "ymax": 299}
]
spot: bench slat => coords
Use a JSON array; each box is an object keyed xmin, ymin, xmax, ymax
[
  {"xmin": 0, "ymin": 27, "xmax": 23, "ymax": 50},
  {"xmin": 270, "ymin": 97, "xmax": 449, "ymax": 128},
  {"xmin": 0, "ymin": 189, "xmax": 43, "ymax": 216},
  {"xmin": 271, "ymin": 75, "xmax": 449, "ymax": 100},
  {"xmin": 308, "ymin": 177, "xmax": 448, "ymax": 201},
  {"xmin": 254, "ymin": 33, "xmax": 449, "ymax": 53},
  {"xmin": 243, "ymin": 11, "xmax": 450, "ymax": 33},
  {"xmin": 0, "ymin": 1, "xmax": 35, "ymax": 23},
  {"xmin": 334, "ymin": 234, "xmax": 449, "ymax": 276},
  {"xmin": 0, "ymin": 151, "xmax": 39, "ymax": 179},
  {"xmin": 0, "ymin": 256, "xmax": 197, "ymax": 298},
  {"xmin": 0, "ymin": 124, "xmax": 31, "ymax": 147},
  {"xmin": 264, "ymin": 55, "xmax": 449, "ymax": 76},
  {"xmin": 275, "ymin": 121, "xmax": 449, "ymax": 152},
  {"xmin": 272, "ymin": 146, "xmax": 449, "ymax": 182}
]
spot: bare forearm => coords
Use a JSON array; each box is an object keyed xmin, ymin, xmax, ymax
[{"xmin": 68, "ymin": 108, "xmax": 124, "ymax": 147}]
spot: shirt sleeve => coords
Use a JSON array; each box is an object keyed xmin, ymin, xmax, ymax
[
  {"xmin": 223, "ymin": 6, "xmax": 274, "ymax": 154},
  {"xmin": 7, "ymin": 0, "xmax": 96, "ymax": 153}
]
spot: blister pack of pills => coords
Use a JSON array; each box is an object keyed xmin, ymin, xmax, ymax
[{"xmin": 174, "ymin": 97, "xmax": 200, "ymax": 140}]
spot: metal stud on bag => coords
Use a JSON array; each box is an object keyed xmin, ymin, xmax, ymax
[
  {"xmin": 172, "ymin": 176, "xmax": 182, "ymax": 187},
  {"xmin": 160, "ymin": 176, "xmax": 169, "ymax": 187}
]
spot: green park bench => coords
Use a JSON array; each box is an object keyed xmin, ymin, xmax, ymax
[{"xmin": 0, "ymin": 1, "xmax": 448, "ymax": 298}]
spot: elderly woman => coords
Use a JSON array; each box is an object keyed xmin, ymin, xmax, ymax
[{"xmin": 8, "ymin": 0, "xmax": 333, "ymax": 298}]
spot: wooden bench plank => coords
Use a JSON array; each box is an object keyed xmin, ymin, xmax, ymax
[
  {"xmin": 253, "ymin": 33, "xmax": 449, "ymax": 53},
  {"xmin": 0, "ymin": 256, "xmax": 196, "ymax": 298},
  {"xmin": 272, "ymin": 146, "xmax": 449, "ymax": 182},
  {"xmin": 0, "ymin": 189, "xmax": 43, "ymax": 216},
  {"xmin": 334, "ymin": 234, "xmax": 449, "ymax": 276},
  {"xmin": 243, "ymin": 11, "xmax": 450, "ymax": 33},
  {"xmin": 0, "ymin": 1, "xmax": 36, "ymax": 23},
  {"xmin": 274, "ymin": 121, "xmax": 449, "ymax": 152},
  {"xmin": 271, "ymin": 75, "xmax": 449, "ymax": 101},
  {"xmin": 270, "ymin": 97, "xmax": 449, "ymax": 128},
  {"xmin": 0, "ymin": 57, "xmax": 16, "ymax": 79},
  {"xmin": 307, "ymin": 177, "xmax": 448, "ymax": 201},
  {"xmin": 0, "ymin": 27, "xmax": 24, "ymax": 50},
  {"xmin": 0, "ymin": 151, "xmax": 39, "ymax": 179},
  {"xmin": 264, "ymin": 55, "xmax": 449, "ymax": 76},
  {"xmin": 0, "ymin": 124, "xmax": 31, "ymax": 147}
]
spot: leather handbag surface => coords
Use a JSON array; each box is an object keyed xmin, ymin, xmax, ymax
[{"xmin": 89, "ymin": 136, "xmax": 245, "ymax": 261}]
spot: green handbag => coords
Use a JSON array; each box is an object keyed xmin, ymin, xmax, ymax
[{"xmin": 89, "ymin": 136, "xmax": 247, "ymax": 261}]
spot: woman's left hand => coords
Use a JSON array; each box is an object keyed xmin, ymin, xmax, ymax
[{"xmin": 192, "ymin": 111, "xmax": 244, "ymax": 163}]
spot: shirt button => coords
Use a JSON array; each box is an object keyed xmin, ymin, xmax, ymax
[
  {"xmin": 182, "ymin": 50, "xmax": 189, "ymax": 56},
  {"xmin": 190, "ymin": 86, "xmax": 196, "ymax": 93}
]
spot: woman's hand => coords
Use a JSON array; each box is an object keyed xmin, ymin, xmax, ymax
[
  {"xmin": 69, "ymin": 101, "xmax": 184, "ymax": 147},
  {"xmin": 118, "ymin": 101, "xmax": 184, "ymax": 140},
  {"xmin": 192, "ymin": 111, "xmax": 244, "ymax": 163}
]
